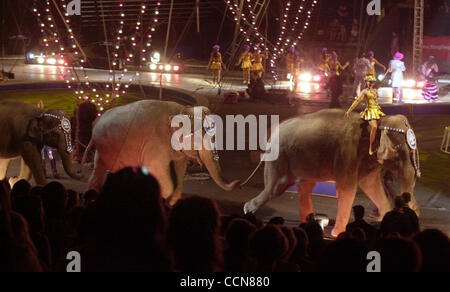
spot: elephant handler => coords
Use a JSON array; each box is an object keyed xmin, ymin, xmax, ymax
[{"xmin": 344, "ymin": 72, "xmax": 390, "ymax": 155}]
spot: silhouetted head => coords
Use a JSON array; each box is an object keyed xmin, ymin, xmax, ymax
[
  {"xmin": 374, "ymin": 237, "xmax": 422, "ymax": 272},
  {"xmin": 413, "ymin": 229, "xmax": 450, "ymax": 272},
  {"xmin": 41, "ymin": 182, "xmax": 68, "ymax": 220},
  {"xmin": 248, "ymin": 225, "xmax": 288, "ymax": 268},
  {"xmin": 281, "ymin": 226, "xmax": 298, "ymax": 260},
  {"xmin": 268, "ymin": 216, "xmax": 285, "ymax": 225},
  {"xmin": 401, "ymin": 192, "xmax": 411, "ymax": 205},
  {"xmin": 226, "ymin": 218, "xmax": 256, "ymax": 253},
  {"xmin": 11, "ymin": 180, "xmax": 31, "ymax": 200},
  {"xmin": 318, "ymin": 238, "xmax": 368, "ymax": 272},
  {"xmin": 353, "ymin": 205, "xmax": 365, "ymax": 220},
  {"xmin": 394, "ymin": 196, "xmax": 404, "ymax": 210},
  {"xmin": 12, "ymin": 195, "xmax": 45, "ymax": 233},
  {"xmin": 167, "ymin": 195, "xmax": 222, "ymax": 272}
]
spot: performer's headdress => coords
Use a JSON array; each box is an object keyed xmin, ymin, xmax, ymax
[
  {"xmin": 365, "ymin": 75, "xmax": 377, "ymax": 82},
  {"xmin": 393, "ymin": 52, "xmax": 404, "ymax": 60}
]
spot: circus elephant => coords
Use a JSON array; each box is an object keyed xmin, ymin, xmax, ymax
[
  {"xmin": 242, "ymin": 109, "xmax": 421, "ymax": 237},
  {"xmin": 0, "ymin": 100, "xmax": 83, "ymax": 186},
  {"xmin": 83, "ymin": 100, "xmax": 240, "ymax": 205}
]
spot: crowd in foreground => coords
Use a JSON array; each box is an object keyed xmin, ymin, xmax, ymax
[{"xmin": 0, "ymin": 167, "xmax": 449, "ymax": 272}]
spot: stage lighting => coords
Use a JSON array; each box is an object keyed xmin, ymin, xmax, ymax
[
  {"xmin": 58, "ymin": 59, "xmax": 65, "ymax": 65},
  {"xmin": 173, "ymin": 65, "xmax": 180, "ymax": 72},
  {"xmin": 37, "ymin": 57, "xmax": 45, "ymax": 64},
  {"xmin": 403, "ymin": 80, "xmax": 416, "ymax": 88},
  {"xmin": 417, "ymin": 81, "xmax": 425, "ymax": 88},
  {"xmin": 313, "ymin": 75, "xmax": 321, "ymax": 82},
  {"xmin": 165, "ymin": 64, "xmax": 172, "ymax": 71},
  {"xmin": 298, "ymin": 73, "xmax": 312, "ymax": 82},
  {"xmin": 46, "ymin": 58, "xmax": 57, "ymax": 65},
  {"xmin": 150, "ymin": 63, "xmax": 157, "ymax": 70}
]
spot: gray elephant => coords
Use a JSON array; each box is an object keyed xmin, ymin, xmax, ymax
[
  {"xmin": 0, "ymin": 100, "xmax": 82, "ymax": 186},
  {"xmin": 84, "ymin": 100, "xmax": 240, "ymax": 205},
  {"xmin": 242, "ymin": 109, "xmax": 420, "ymax": 237}
]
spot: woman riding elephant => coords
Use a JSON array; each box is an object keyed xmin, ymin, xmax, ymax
[
  {"xmin": 345, "ymin": 72, "xmax": 390, "ymax": 155},
  {"xmin": 0, "ymin": 100, "xmax": 82, "ymax": 186}
]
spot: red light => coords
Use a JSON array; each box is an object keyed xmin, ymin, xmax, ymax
[
  {"xmin": 173, "ymin": 65, "xmax": 180, "ymax": 72},
  {"xmin": 158, "ymin": 65, "xmax": 164, "ymax": 70}
]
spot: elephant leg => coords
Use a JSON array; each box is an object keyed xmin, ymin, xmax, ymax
[
  {"xmin": 359, "ymin": 169, "xmax": 392, "ymax": 222},
  {"xmin": 0, "ymin": 158, "xmax": 11, "ymax": 180},
  {"xmin": 9, "ymin": 158, "xmax": 33, "ymax": 187},
  {"xmin": 168, "ymin": 159, "xmax": 188, "ymax": 206},
  {"xmin": 87, "ymin": 151, "xmax": 108, "ymax": 191},
  {"xmin": 244, "ymin": 159, "xmax": 293, "ymax": 214},
  {"xmin": 20, "ymin": 142, "xmax": 47, "ymax": 186},
  {"xmin": 296, "ymin": 180, "xmax": 316, "ymax": 223},
  {"xmin": 332, "ymin": 184, "xmax": 357, "ymax": 237}
]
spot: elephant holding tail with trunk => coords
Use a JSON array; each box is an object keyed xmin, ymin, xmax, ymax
[
  {"xmin": 242, "ymin": 109, "xmax": 421, "ymax": 237},
  {"xmin": 83, "ymin": 100, "xmax": 240, "ymax": 205},
  {"xmin": 0, "ymin": 100, "xmax": 83, "ymax": 186}
]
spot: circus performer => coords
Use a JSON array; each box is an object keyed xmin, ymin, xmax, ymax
[
  {"xmin": 36, "ymin": 101, "xmax": 59, "ymax": 178},
  {"xmin": 420, "ymin": 56, "xmax": 439, "ymax": 102},
  {"xmin": 353, "ymin": 52, "xmax": 371, "ymax": 97},
  {"xmin": 251, "ymin": 48, "xmax": 268, "ymax": 78},
  {"xmin": 236, "ymin": 45, "xmax": 253, "ymax": 84},
  {"xmin": 292, "ymin": 51, "xmax": 305, "ymax": 92},
  {"xmin": 208, "ymin": 45, "xmax": 225, "ymax": 87},
  {"xmin": 285, "ymin": 46, "xmax": 296, "ymax": 80},
  {"xmin": 389, "ymin": 52, "xmax": 406, "ymax": 103},
  {"xmin": 345, "ymin": 72, "xmax": 390, "ymax": 155},
  {"xmin": 328, "ymin": 52, "xmax": 350, "ymax": 76},
  {"xmin": 318, "ymin": 48, "xmax": 331, "ymax": 76},
  {"xmin": 366, "ymin": 51, "xmax": 386, "ymax": 78}
]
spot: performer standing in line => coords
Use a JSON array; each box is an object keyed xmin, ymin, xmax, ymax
[
  {"xmin": 420, "ymin": 56, "xmax": 439, "ymax": 102},
  {"xmin": 208, "ymin": 45, "xmax": 225, "ymax": 87},
  {"xmin": 318, "ymin": 48, "xmax": 331, "ymax": 76},
  {"xmin": 285, "ymin": 46, "xmax": 296, "ymax": 80},
  {"xmin": 328, "ymin": 52, "xmax": 350, "ymax": 76},
  {"xmin": 345, "ymin": 72, "xmax": 390, "ymax": 155},
  {"xmin": 251, "ymin": 48, "xmax": 267, "ymax": 78},
  {"xmin": 390, "ymin": 52, "xmax": 406, "ymax": 103},
  {"xmin": 366, "ymin": 51, "xmax": 386, "ymax": 78},
  {"xmin": 292, "ymin": 50, "xmax": 305, "ymax": 92},
  {"xmin": 353, "ymin": 52, "xmax": 371, "ymax": 97},
  {"xmin": 236, "ymin": 45, "xmax": 253, "ymax": 84}
]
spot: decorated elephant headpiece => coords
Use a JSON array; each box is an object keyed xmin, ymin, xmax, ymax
[
  {"xmin": 39, "ymin": 111, "xmax": 73, "ymax": 153},
  {"xmin": 378, "ymin": 120, "xmax": 421, "ymax": 178}
]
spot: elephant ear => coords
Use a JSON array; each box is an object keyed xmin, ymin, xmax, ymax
[
  {"xmin": 26, "ymin": 117, "xmax": 44, "ymax": 143},
  {"xmin": 377, "ymin": 129, "xmax": 398, "ymax": 162}
]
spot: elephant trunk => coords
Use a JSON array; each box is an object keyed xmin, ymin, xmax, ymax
[
  {"xmin": 401, "ymin": 159, "xmax": 420, "ymax": 216},
  {"xmin": 58, "ymin": 142, "xmax": 83, "ymax": 180},
  {"xmin": 199, "ymin": 149, "xmax": 240, "ymax": 191}
]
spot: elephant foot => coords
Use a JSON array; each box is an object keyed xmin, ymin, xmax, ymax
[
  {"xmin": 331, "ymin": 226, "xmax": 345, "ymax": 238},
  {"xmin": 243, "ymin": 200, "xmax": 258, "ymax": 214}
]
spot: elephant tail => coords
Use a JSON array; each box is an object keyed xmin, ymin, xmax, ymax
[
  {"xmin": 81, "ymin": 139, "xmax": 94, "ymax": 165},
  {"xmin": 240, "ymin": 160, "xmax": 264, "ymax": 187}
]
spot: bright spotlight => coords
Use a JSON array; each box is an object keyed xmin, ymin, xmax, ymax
[
  {"xmin": 28, "ymin": 53, "xmax": 35, "ymax": 59},
  {"xmin": 46, "ymin": 58, "xmax": 56, "ymax": 65},
  {"xmin": 313, "ymin": 75, "xmax": 321, "ymax": 82},
  {"xmin": 417, "ymin": 81, "xmax": 425, "ymax": 88},
  {"xmin": 378, "ymin": 74, "xmax": 384, "ymax": 81},
  {"xmin": 150, "ymin": 63, "xmax": 157, "ymax": 70},
  {"xmin": 403, "ymin": 80, "xmax": 416, "ymax": 88},
  {"xmin": 173, "ymin": 65, "xmax": 180, "ymax": 72},
  {"xmin": 158, "ymin": 64, "xmax": 164, "ymax": 70},
  {"xmin": 58, "ymin": 59, "xmax": 65, "ymax": 65},
  {"xmin": 165, "ymin": 64, "xmax": 172, "ymax": 71},
  {"xmin": 299, "ymin": 73, "xmax": 312, "ymax": 82},
  {"xmin": 37, "ymin": 57, "xmax": 45, "ymax": 64}
]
